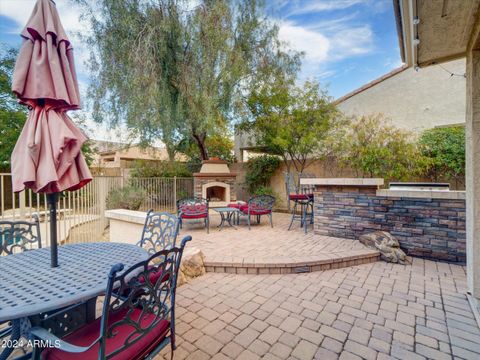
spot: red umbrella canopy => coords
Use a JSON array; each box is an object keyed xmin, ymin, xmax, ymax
[{"xmin": 11, "ymin": 0, "xmax": 92, "ymax": 193}]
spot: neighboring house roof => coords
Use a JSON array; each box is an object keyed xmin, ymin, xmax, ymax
[
  {"xmin": 98, "ymin": 145, "xmax": 187, "ymax": 162},
  {"xmin": 334, "ymin": 65, "xmax": 408, "ymax": 104}
]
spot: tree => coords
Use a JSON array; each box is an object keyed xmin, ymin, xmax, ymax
[
  {"xmin": 245, "ymin": 154, "xmax": 280, "ymax": 193},
  {"xmin": 242, "ymin": 79, "xmax": 340, "ymax": 177},
  {"xmin": 419, "ymin": 126, "xmax": 465, "ymax": 186},
  {"xmin": 336, "ymin": 114, "xmax": 428, "ymax": 180},
  {"xmin": 176, "ymin": 132, "xmax": 235, "ymax": 173},
  {"xmin": 78, "ymin": 0, "xmax": 296, "ymax": 160},
  {"xmin": 0, "ymin": 47, "xmax": 26, "ymax": 169}
]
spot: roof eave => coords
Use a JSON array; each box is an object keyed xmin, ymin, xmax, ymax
[{"xmin": 394, "ymin": 0, "xmax": 416, "ymax": 68}]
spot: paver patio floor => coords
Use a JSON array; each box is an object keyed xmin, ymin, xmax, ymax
[
  {"xmin": 179, "ymin": 212, "xmax": 379, "ymax": 272},
  {"xmin": 158, "ymin": 258, "xmax": 480, "ymax": 360}
]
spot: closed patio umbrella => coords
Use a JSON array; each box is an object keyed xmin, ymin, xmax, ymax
[{"xmin": 11, "ymin": 0, "xmax": 92, "ymax": 267}]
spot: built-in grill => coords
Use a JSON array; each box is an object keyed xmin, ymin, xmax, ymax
[{"xmin": 389, "ymin": 182, "xmax": 450, "ymax": 191}]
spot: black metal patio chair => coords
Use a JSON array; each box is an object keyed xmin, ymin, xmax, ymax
[
  {"xmin": 177, "ymin": 197, "xmax": 209, "ymax": 233},
  {"xmin": 31, "ymin": 236, "xmax": 192, "ymax": 360},
  {"xmin": 138, "ymin": 210, "xmax": 179, "ymax": 255},
  {"xmin": 0, "ymin": 215, "xmax": 41, "ymax": 255},
  {"xmin": 238, "ymin": 195, "xmax": 275, "ymax": 230},
  {"xmin": 136, "ymin": 210, "xmax": 180, "ymax": 286}
]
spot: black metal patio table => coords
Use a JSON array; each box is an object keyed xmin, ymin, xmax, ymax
[
  {"xmin": 214, "ymin": 207, "xmax": 240, "ymax": 230},
  {"xmin": 0, "ymin": 242, "xmax": 148, "ymax": 359}
]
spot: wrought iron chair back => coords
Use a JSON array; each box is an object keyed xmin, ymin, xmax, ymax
[
  {"xmin": 176, "ymin": 197, "xmax": 209, "ymax": 216},
  {"xmin": 31, "ymin": 236, "xmax": 192, "ymax": 360},
  {"xmin": 299, "ymin": 172, "xmax": 316, "ymax": 195},
  {"xmin": 137, "ymin": 210, "xmax": 179, "ymax": 255},
  {"xmin": 240, "ymin": 195, "xmax": 275, "ymax": 229},
  {"xmin": 248, "ymin": 195, "xmax": 275, "ymax": 212},
  {"xmin": 0, "ymin": 215, "xmax": 41, "ymax": 255},
  {"xmin": 285, "ymin": 172, "xmax": 316, "ymax": 195},
  {"xmin": 100, "ymin": 237, "xmax": 190, "ymax": 359},
  {"xmin": 176, "ymin": 197, "xmax": 210, "ymax": 233}
]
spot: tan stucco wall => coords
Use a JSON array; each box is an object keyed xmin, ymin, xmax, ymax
[{"xmin": 338, "ymin": 59, "xmax": 466, "ymax": 131}]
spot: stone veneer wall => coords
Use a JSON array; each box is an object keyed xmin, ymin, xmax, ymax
[
  {"xmin": 194, "ymin": 176, "xmax": 237, "ymax": 202},
  {"xmin": 314, "ymin": 186, "xmax": 466, "ymax": 263}
]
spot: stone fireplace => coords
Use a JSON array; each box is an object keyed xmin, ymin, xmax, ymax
[{"xmin": 193, "ymin": 159, "xmax": 237, "ymax": 207}]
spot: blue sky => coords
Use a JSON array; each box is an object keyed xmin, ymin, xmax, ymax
[
  {"xmin": 267, "ymin": 0, "xmax": 402, "ymax": 98},
  {"xmin": 0, "ymin": 0, "xmax": 402, "ymax": 139}
]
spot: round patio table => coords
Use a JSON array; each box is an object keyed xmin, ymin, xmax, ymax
[
  {"xmin": 0, "ymin": 242, "xmax": 148, "ymax": 359},
  {"xmin": 214, "ymin": 207, "xmax": 239, "ymax": 230}
]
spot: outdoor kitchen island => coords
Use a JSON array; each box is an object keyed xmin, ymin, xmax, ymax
[{"xmin": 300, "ymin": 178, "xmax": 467, "ymax": 263}]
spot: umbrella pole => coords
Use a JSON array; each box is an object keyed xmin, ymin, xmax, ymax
[{"xmin": 47, "ymin": 193, "xmax": 59, "ymax": 267}]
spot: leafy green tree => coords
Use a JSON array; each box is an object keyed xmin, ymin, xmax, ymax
[
  {"xmin": 337, "ymin": 114, "xmax": 428, "ymax": 180},
  {"xmin": 176, "ymin": 133, "xmax": 235, "ymax": 172},
  {"xmin": 0, "ymin": 47, "xmax": 26, "ymax": 169},
  {"xmin": 243, "ymin": 79, "xmax": 339, "ymax": 177},
  {"xmin": 419, "ymin": 126, "xmax": 465, "ymax": 186},
  {"xmin": 77, "ymin": 0, "xmax": 296, "ymax": 160},
  {"xmin": 245, "ymin": 154, "xmax": 280, "ymax": 193}
]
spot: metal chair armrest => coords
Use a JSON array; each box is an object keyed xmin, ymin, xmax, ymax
[{"xmin": 30, "ymin": 327, "xmax": 99, "ymax": 354}]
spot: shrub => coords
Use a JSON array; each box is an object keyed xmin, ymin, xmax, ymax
[
  {"xmin": 252, "ymin": 185, "xmax": 278, "ymax": 200},
  {"xmin": 337, "ymin": 114, "xmax": 428, "ymax": 181},
  {"xmin": 106, "ymin": 186, "xmax": 145, "ymax": 210},
  {"xmin": 131, "ymin": 160, "xmax": 192, "ymax": 178},
  {"xmin": 419, "ymin": 126, "xmax": 465, "ymax": 186},
  {"xmin": 245, "ymin": 155, "xmax": 281, "ymax": 193}
]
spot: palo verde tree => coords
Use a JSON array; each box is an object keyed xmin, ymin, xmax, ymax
[
  {"xmin": 242, "ymin": 77, "xmax": 340, "ymax": 177},
  {"xmin": 77, "ymin": 0, "xmax": 296, "ymax": 160}
]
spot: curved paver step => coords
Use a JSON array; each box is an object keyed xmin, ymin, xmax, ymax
[{"xmin": 180, "ymin": 212, "xmax": 381, "ymax": 275}]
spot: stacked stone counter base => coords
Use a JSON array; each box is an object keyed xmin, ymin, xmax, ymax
[{"xmin": 301, "ymin": 179, "xmax": 466, "ymax": 263}]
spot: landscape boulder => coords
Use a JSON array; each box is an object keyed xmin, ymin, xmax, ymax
[
  {"xmin": 178, "ymin": 247, "xmax": 206, "ymax": 286},
  {"xmin": 359, "ymin": 231, "xmax": 409, "ymax": 264}
]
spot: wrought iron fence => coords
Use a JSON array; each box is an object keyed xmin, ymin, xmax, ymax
[
  {"xmin": 128, "ymin": 177, "xmax": 194, "ymax": 212},
  {"xmin": 0, "ymin": 174, "xmax": 194, "ymax": 248}
]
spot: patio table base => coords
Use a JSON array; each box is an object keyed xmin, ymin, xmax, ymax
[{"xmin": 214, "ymin": 208, "xmax": 239, "ymax": 231}]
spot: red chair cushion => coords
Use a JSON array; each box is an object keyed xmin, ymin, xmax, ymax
[
  {"xmin": 240, "ymin": 205, "xmax": 271, "ymax": 216},
  {"xmin": 139, "ymin": 266, "xmax": 169, "ymax": 285},
  {"xmin": 180, "ymin": 213, "xmax": 208, "ymax": 219},
  {"xmin": 42, "ymin": 307, "xmax": 170, "ymax": 360},
  {"xmin": 243, "ymin": 209, "xmax": 271, "ymax": 215},
  {"xmin": 289, "ymin": 194, "xmax": 313, "ymax": 200},
  {"xmin": 179, "ymin": 204, "xmax": 208, "ymax": 219}
]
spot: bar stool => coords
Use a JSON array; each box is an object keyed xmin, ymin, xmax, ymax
[
  {"xmin": 285, "ymin": 172, "xmax": 314, "ymax": 234},
  {"xmin": 288, "ymin": 193, "xmax": 314, "ymax": 234}
]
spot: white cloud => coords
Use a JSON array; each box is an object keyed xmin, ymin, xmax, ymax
[
  {"xmin": 277, "ymin": 20, "xmax": 374, "ymax": 81},
  {"xmin": 0, "ymin": 0, "xmax": 84, "ymax": 32},
  {"xmin": 330, "ymin": 25, "xmax": 374, "ymax": 58},
  {"xmin": 286, "ymin": 0, "xmax": 365, "ymax": 16},
  {"xmin": 0, "ymin": 0, "xmax": 91, "ymax": 72},
  {"xmin": 278, "ymin": 21, "xmax": 330, "ymax": 63}
]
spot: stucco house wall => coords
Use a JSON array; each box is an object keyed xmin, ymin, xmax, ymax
[{"xmin": 337, "ymin": 58, "xmax": 466, "ymax": 131}]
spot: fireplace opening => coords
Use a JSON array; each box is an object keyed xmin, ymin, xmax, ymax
[{"xmin": 206, "ymin": 186, "xmax": 226, "ymax": 202}]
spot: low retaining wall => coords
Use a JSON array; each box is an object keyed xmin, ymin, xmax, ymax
[{"xmin": 306, "ymin": 180, "xmax": 466, "ymax": 263}]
